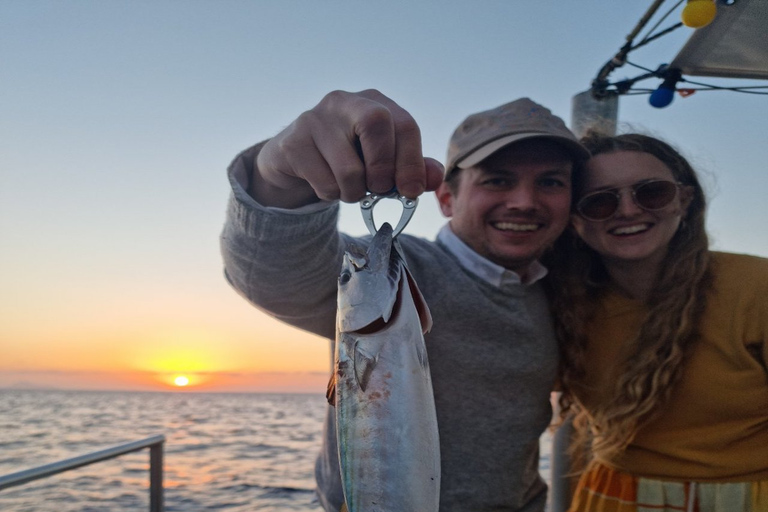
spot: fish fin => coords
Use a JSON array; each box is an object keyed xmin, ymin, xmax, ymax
[
  {"xmin": 325, "ymin": 373, "xmax": 336, "ymax": 407},
  {"xmin": 353, "ymin": 343, "xmax": 378, "ymax": 392}
]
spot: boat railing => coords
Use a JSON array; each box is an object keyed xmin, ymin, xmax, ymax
[
  {"xmin": 549, "ymin": 416, "xmax": 574, "ymax": 512},
  {"xmin": 0, "ymin": 434, "xmax": 165, "ymax": 512}
]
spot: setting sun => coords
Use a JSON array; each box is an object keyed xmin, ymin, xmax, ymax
[{"xmin": 174, "ymin": 375, "xmax": 190, "ymax": 387}]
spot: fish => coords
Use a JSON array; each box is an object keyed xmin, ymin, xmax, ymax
[{"xmin": 327, "ymin": 222, "xmax": 440, "ymax": 512}]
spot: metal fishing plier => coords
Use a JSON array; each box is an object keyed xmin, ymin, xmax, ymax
[{"xmin": 360, "ymin": 189, "xmax": 418, "ymax": 238}]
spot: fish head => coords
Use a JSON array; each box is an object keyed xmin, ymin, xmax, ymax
[{"xmin": 338, "ymin": 223, "xmax": 401, "ymax": 333}]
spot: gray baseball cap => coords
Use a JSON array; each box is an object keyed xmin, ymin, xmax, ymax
[{"xmin": 445, "ymin": 97, "xmax": 590, "ymax": 179}]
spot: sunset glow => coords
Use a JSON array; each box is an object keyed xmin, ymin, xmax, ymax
[
  {"xmin": 2, "ymin": 2, "xmax": 766, "ymax": 397},
  {"xmin": 160, "ymin": 372, "xmax": 207, "ymax": 390}
]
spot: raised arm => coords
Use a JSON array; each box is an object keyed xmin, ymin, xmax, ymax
[{"xmin": 250, "ymin": 89, "xmax": 444, "ymax": 208}]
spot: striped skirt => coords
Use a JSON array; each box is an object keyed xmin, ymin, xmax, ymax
[{"xmin": 568, "ymin": 461, "xmax": 768, "ymax": 512}]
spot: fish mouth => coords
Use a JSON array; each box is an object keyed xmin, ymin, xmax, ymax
[{"xmin": 364, "ymin": 223, "xmax": 395, "ymax": 271}]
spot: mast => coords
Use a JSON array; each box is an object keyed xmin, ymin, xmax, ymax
[{"xmin": 571, "ymin": 89, "xmax": 619, "ymax": 138}]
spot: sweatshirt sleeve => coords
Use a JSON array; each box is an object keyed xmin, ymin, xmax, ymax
[
  {"xmin": 733, "ymin": 253, "xmax": 768, "ymax": 373},
  {"xmin": 219, "ymin": 142, "xmax": 346, "ymax": 341}
]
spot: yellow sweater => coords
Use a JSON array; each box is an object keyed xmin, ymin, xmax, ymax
[{"xmin": 574, "ymin": 251, "xmax": 768, "ymax": 482}]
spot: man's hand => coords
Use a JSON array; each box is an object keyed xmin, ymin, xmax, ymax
[{"xmin": 252, "ymin": 89, "xmax": 444, "ymax": 208}]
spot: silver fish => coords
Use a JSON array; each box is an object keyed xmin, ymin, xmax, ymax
[{"xmin": 328, "ymin": 222, "xmax": 440, "ymax": 512}]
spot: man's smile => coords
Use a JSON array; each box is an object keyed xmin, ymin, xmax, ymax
[{"xmin": 491, "ymin": 221, "xmax": 541, "ymax": 232}]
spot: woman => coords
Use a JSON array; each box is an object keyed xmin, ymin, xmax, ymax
[{"xmin": 547, "ymin": 133, "xmax": 768, "ymax": 512}]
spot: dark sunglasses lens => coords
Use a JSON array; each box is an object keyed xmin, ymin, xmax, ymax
[
  {"xmin": 578, "ymin": 192, "xmax": 618, "ymax": 220},
  {"xmin": 636, "ymin": 181, "xmax": 677, "ymax": 210}
]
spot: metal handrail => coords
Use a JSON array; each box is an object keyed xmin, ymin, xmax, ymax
[
  {"xmin": 0, "ymin": 434, "xmax": 165, "ymax": 512},
  {"xmin": 550, "ymin": 416, "xmax": 574, "ymax": 512}
]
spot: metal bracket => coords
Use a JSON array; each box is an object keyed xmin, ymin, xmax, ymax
[{"xmin": 360, "ymin": 190, "xmax": 418, "ymax": 238}]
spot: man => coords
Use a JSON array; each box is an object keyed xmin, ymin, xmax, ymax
[{"xmin": 220, "ymin": 89, "xmax": 589, "ymax": 511}]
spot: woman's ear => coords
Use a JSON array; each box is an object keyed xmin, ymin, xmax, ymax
[
  {"xmin": 570, "ymin": 212, "xmax": 586, "ymax": 238},
  {"xmin": 680, "ymin": 185, "xmax": 695, "ymax": 211}
]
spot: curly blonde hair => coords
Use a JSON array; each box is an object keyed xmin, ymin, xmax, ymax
[{"xmin": 546, "ymin": 133, "xmax": 714, "ymax": 463}]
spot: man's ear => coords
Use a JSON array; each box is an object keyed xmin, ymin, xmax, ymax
[{"xmin": 435, "ymin": 181, "xmax": 454, "ymax": 218}]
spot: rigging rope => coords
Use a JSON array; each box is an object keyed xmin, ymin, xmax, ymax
[{"xmin": 591, "ymin": 0, "xmax": 768, "ymax": 104}]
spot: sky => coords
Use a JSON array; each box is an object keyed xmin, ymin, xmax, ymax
[{"xmin": 1, "ymin": 1, "xmax": 766, "ymax": 393}]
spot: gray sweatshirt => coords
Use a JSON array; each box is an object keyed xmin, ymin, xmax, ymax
[{"xmin": 220, "ymin": 145, "xmax": 558, "ymax": 512}]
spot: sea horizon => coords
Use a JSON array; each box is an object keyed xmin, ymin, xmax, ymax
[
  {"xmin": 1, "ymin": 386, "xmax": 325, "ymax": 395},
  {"xmin": 1, "ymin": 388, "xmax": 556, "ymax": 511}
]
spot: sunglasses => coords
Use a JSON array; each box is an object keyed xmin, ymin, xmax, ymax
[{"xmin": 576, "ymin": 179, "xmax": 682, "ymax": 221}]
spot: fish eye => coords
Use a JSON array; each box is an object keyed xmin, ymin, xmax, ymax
[{"xmin": 339, "ymin": 271, "xmax": 352, "ymax": 285}]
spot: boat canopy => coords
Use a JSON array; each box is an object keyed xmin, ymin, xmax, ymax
[{"xmin": 670, "ymin": 0, "xmax": 768, "ymax": 79}]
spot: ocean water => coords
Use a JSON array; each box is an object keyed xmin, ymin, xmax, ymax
[{"xmin": 0, "ymin": 389, "xmax": 554, "ymax": 511}]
